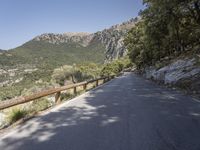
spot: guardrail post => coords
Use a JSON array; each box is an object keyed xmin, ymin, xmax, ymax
[
  {"xmin": 108, "ymin": 76, "xmax": 110, "ymax": 81},
  {"xmin": 96, "ymin": 80, "xmax": 98, "ymax": 87},
  {"xmin": 73, "ymin": 87, "xmax": 77, "ymax": 95},
  {"xmin": 55, "ymin": 92, "xmax": 61, "ymax": 104},
  {"xmin": 83, "ymin": 83, "xmax": 87, "ymax": 91}
]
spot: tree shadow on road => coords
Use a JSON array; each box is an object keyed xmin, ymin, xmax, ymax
[{"xmin": 1, "ymin": 74, "xmax": 200, "ymax": 150}]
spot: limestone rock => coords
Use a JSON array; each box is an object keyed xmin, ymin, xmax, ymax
[{"xmin": 143, "ymin": 57, "xmax": 200, "ymax": 94}]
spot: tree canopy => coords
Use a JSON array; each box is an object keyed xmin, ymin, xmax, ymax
[{"xmin": 124, "ymin": 0, "xmax": 200, "ymax": 68}]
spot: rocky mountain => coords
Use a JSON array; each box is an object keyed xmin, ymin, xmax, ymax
[
  {"xmin": 28, "ymin": 17, "xmax": 138, "ymax": 62},
  {"xmin": 0, "ymin": 18, "xmax": 137, "ymax": 101},
  {"xmin": 0, "ymin": 18, "xmax": 138, "ymax": 71},
  {"xmin": 94, "ymin": 18, "xmax": 138, "ymax": 61},
  {"xmin": 33, "ymin": 32, "xmax": 94, "ymax": 47}
]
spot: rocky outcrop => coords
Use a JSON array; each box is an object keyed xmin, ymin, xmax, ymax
[
  {"xmin": 143, "ymin": 56, "xmax": 200, "ymax": 94},
  {"xmin": 94, "ymin": 29, "xmax": 127, "ymax": 61},
  {"xmin": 34, "ymin": 32, "xmax": 94, "ymax": 47},
  {"xmin": 93, "ymin": 18, "xmax": 137, "ymax": 61}
]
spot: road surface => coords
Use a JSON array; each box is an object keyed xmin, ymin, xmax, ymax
[{"xmin": 1, "ymin": 73, "xmax": 200, "ymax": 150}]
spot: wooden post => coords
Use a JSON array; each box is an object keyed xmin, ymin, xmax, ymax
[
  {"xmin": 96, "ymin": 80, "xmax": 98, "ymax": 87},
  {"xmin": 73, "ymin": 87, "xmax": 77, "ymax": 95},
  {"xmin": 55, "ymin": 92, "xmax": 61, "ymax": 104},
  {"xmin": 108, "ymin": 76, "xmax": 110, "ymax": 81},
  {"xmin": 83, "ymin": 84, "xmax": 87, "ymax": 91}
]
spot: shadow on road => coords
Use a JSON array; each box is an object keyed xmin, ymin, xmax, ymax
[{"xmin": 1, "ymin": 73, "xmax": 200, "ymax": 150}]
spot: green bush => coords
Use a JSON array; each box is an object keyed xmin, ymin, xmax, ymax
[
  {"xmin": 61, "ymin": 93, "xmax": 76, "ymax": 101},
  {"xmin": 7, "ymin": 108, "xmax": 27, "ymax": 124},
  {"xmin": 101, "ymin": 57, "xmax": 133, "ymax": 76},
  {"xmin": 77, "ymin": 63, "xmax": 102, "ymax": 79},
  {"xmin": 51, "ymin": 63, "xmax": 102, "ymax": 86},
  {"xmin": 30, "ymin": 98, "xmax": 52, "ymax": 112},
  {"xmin": 124, "ymin": 1, "xmax": 200, "ymax": 69}
]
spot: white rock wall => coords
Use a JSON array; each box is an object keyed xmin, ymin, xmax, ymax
[{"xmin": 143, "ymin": 57, "xmax": 200, "ymax": 93}]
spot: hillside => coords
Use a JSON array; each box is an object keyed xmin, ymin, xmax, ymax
[
  {"xmin": 0, "ymin": 18, "xmax": 137, "ymax": 67},
  {"xmin": 0, "ymin": 37, "xmax": 106, "ymax": 100},
  {"xmin": 94, "ymin": 18, "xmax": 137, "ymax": 61},
  {"xmin": 124, "ymin": 1, "xmax": 200, "ymax": 96},
  {"xmin": 12, "ymin": 38, "xmax": 105, "ymax": 66},
  {"xmin": 1, "ymin": 35, "xmax": 105, "ymax": 67},
  {"xmin": 0, "ymin": 18, "xmax": 137, "ymax": 101}
]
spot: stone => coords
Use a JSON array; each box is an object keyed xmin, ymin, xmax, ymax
[{"xmin": 143, "ymin": 57, "xmax": 200, "ymax": 93}]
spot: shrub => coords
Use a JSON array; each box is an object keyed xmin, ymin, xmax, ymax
[
  {"xmin": 51, "ymin": 65, "xmax": 74, "ymax": 85},
  {"xmin": 61, "ymin": 93, "xmax": 75, "ymax": 101},
  {"xmin": 7, "ymin": 108, "xmax": 27, "ymax": 124},
  {"xmin": 101, "ymin": 57, "xmax": 133, "ymax": 76},
  {"xmin": 30, "ymin": 98, "xmax": 52, "ymax": 112},
  {"xmin": 51, "ymin": 63, "xmax": 102, "ymax": 86}
]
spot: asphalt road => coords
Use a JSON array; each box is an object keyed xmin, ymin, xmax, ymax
[{"xmin": 1, "ymin": 72, "xmax": 200, "ymax": 150}]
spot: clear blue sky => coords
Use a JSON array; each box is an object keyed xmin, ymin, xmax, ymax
[{"xmin": 0, "ymin": 0, "xmax": 144, "ymax": 50}]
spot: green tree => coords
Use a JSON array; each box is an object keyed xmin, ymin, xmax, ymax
[{"xmin": 125, "ymin": 0, "xmax": 200, "ymax": 69}]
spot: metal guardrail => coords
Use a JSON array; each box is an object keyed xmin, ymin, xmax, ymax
[{"xmin": 0, "ymin": 76, "xmax": 114, "ymax": 110}]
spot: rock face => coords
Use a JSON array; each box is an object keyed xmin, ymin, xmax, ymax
[
  {"xmin": 34, "ymin": 32, "xmax": 94, "ymax": 47},
  {"xmin": 94, "ymin": 18, "xmax": 137, "ymax": 61},
  {"xmin": 33, "ymin": 18, "xmax": 137, "ymax": 61},
  {"xmin": 143, "ymin": 57, "xmax": 200, "ymax": 94}
]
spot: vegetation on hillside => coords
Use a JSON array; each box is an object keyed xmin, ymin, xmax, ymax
[
  {"xmin": 0, "ymin": 40, "xmax": 105, "ymax": 67},
  {"xmin": 51, "ymin": 57, "xmax": 132, "ymax": 86},
  {"xmin": 0, "ymin": 57, "xmax": 131, "ymax": 101},
  {"xmin": 101, "ymin": 57, "xmax": 133, "ymax": 76},
  {"xmin": 0, "ymin": 39, "xmax": 106, "ymax": 101},
  {"xmin": 124, "ymin": 0, "xmax": 200, "ymax": 69},
  {"xmin": 53, "ymin": 64, "xmax": 95, "ymax": 86}
]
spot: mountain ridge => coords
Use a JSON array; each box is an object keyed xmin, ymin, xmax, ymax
[
  {"xmin": 0, "ymin": 18, "xmax": 138, "ymax": 69},
  {"xmin": 16, "ymin": 17, "xmax": 138, "ymax": 61},
  {"xmin": 0, "ymin": 17, "xmax": 137, "ymax": 101}
]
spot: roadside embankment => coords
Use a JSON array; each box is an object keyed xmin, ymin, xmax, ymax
[{"xmin": 142, "ymin": 56, "xmax": 200, "ymax": 97}]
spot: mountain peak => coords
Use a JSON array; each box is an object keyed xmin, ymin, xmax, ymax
[
  {"xmin": 63, "ymin": 32, "xmax": 92, "ymax": 37},
  {"xmin": 33, "ymin": 32, "xmax": 94, "ymax": 47},
  {"xmin": 28, "ymin": 17, "xmax": 137, "ymax": 60}
]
